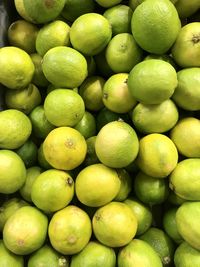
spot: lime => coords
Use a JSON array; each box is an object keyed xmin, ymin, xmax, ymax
[
  {"xmin": 175, "ymin": 0, "xmax": 200, "ymax": 18},
  {"xmin": 44, "ymin": 89, "xmax": 85, "ymax": 127},
  {"xmin": 94, "ymin": 48, "xmax": 114, "ymax": 78},
  {"xmin": 95, "ymin": 0, "xmax": 123, "ymax": 8},
  {"xmin": 42, "ymin": 46, "xmax": 88, "ymax": 88},
  {"xmin": 84, "ymin": 136, "xmax": 100, "ymax": 166},
  {"xmin": 127, "ymin": 59, "xmax": 178, "ymax": 104},
  {"xmin": 16, "ymin": 139, "xmax": 38, "ymax": 167},
  {"xmin": 129, "ymin": 0, "xmax": 144, "ymax": 11},
  {"xmin": 144, "ymin": 53, "xmax": 177, "ymax": 69},
  {"xmin": 0, "ymin": 46, "xmax": 35, "ymax": 90},
  {"xmin": 114, "ymin": 168, "xmax": 132, "ymax": 201},
  {"xmin": 167, "ymin": 191, "xmax": 185, "ymax": 207},
  {"xmin": 85, "ymin": 56, "xmax": 96, "ymax": 77},
  {"xmin": 36, "ymin": 20, "xmax": 70, "ymax": 56},
  {"xmin": 37, "ymin": 142, "xmax": 52, "ymax": 170},
  {"xmin": 0, "ymin": 240, "xmax": 24, "ymax": 267},
  {"xmin": 0, "ymin": 150, "xmax": 26, "ymax": 194},
  {"xmin": 70, "ymin": 13, "xmax": 112, "ymax": 56},
  {"xmin": 30, "ymin": 53, "xmax": 49, "ymax": 87},
  {"xmin": 74, "ymin": 111, "xmax": 96, "ymax": 139}
]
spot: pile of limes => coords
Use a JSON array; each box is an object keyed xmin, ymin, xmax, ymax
[{"xmin": 0, "ymin": 0, "xmax": 200, "ymax": 266}]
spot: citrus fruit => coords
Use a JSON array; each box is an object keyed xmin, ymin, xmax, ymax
[
  {"xmin": 174, "ymin": 241, "xmax": 200, "ymax": 267},
  {"xmin": 44, "ymin": 89, "xmax": 85, "ymax": 127},
  {"xmin": 94, "ymin": 48, "xmax": 114, "ymax": 78},
  {"xmin": 127, "ymin": 59, "xmax": 178, "ymax": 104},
  {"xmin": 28, "ymin": 245, "xmax": 69, "ymax": 267},
  {"xmin": 16, "ymin": 139, "xmax": 38, "ymax": 167},
  {"xmin": 0, "ymin": 109, "xmax": 32, "ymax": 149},
  {"xmin": 176, "ymin": 201, "xmax": 200, "ymax": 250},
  {"xmin": 134, "ymin": 172, "xmax": 169, "ymax": 205},
  {"xmin": 95, "ymin": 0, "xmax": 123, "ymax": 8},
  {"xmin": 0, "ymin": 46, "xmax": 35, "ymax": 89},
  {"xmin": 29, "ymin": 105, "xmax": 55, "ymax": 139},
  {"xmin": 79, "ymin": 76, "xmax": 105, "ymax": 112},
  {"xmin": 30, "ymin": 53, "xmax": 49, "ymax": 87},
  {"xmin": 103, "ymin": 5, "xmax": 133, "ymax": 36},
  {"xmin": 70, "ymin": 241, "xmax": 116, "ymax": 267},
  {"xmin": 48, "ymin": 205, "xmax": 92, "ymax": 255},
  {"xmin": 163, "ymin": 207, "xmax": 183, "ymax": 244},
  {"xmin": 129, "ymin": 0, "xmax": 144, "ymax": 11},
  {"xmin": 144, "ymin": 53, "xmax": 177, "ymax": 69},
  {"xmin": 31, "ymin": 169, "xmax": 74, "ymax": 213},
  {"xmin": 85, "ymin": 56, "xmax": 96, "ymax": 76},
  {"xmin": 15, "ymin": 0, "xmax": 66, "ymax": 24},
  {"xmin": 175, "ymin": 0, "xmax": 200, "ymax": 19},
  {"xmin": 0, "ymin": 198, "xmax": 29, "ymax": 231},
  {"xmin": 70, "ymin": 13, "xmax": 112, "ymax": 56},
  {"xmin": 114, "ymin": 168, "xmax": 132, "ymax": 201},
  {"xmin": 95, "ymin": 121, "xmax": 139, "ymax": 168},
  {"xmin": 36, "ymin": 20, "xmax": 70, "ymax": 57},
  {"xmin": 20, "ymin": 166, "xmax": 43, "ymax": 202},
  {"xmin": 74, "ymin": 111, "xmax": 96, "ymax": 139},
  {"xmin": 0, "ymin": 240, "xmax": 24, "ymax": 267},
  {"xmin": 92, "ymin": 202, "xmax": 137, "ymax": 247},
  {"xmin": 140, "ymin": 227, "xmax": 175, "ymax": 267},
  {"xmin": 172, "ymin": 22, "xmax": 200, "ymax": 67},
  {"xmin": 132, "ymin": 99, "xmax": 179, "ymax": 134},
  {"xmin": 62, "ymin": 0, "xmax": 95, "ymax": 22},
  {"xmin": 124, "ymin": 197, "xmax": 153, "ymax": 236},
  {"xmin": 43, "ymin": 127, "xmax": 87, "ymax": 171},
  {"xmin": 0, "ymin": 150, "xmax": 26, "ymax": 194},
  {"xmin": 83, "ymin": 136, "xmax": 99, "ymax": 166},
  {"xmin": 172, "ymin": 68, "xmax": 200, "ymax": 111},
  {"xmin": 105, "ymin": 33, "xmax": 143, "ymax": 73},
  {"xmin": 42, "ymin": 46, "xmax": 88, "ymax": 88},
  {"xmin": 102, "ymin": 73, "xmax": 137, "ymax": 113},
  {"xmin": 5, "ymin": 83, "xmax": 42, "ymax": 114},
  {"xmin": 167, "ymin": 191, "xmax": 185, "ymax": 207},
  {"xmin": 169, "ymin": 158, "xmax": 200, "ymax": 201},
  {"xmin": 170, "ymin": 117, "xmax": 200, "ymax": 157},
  {"xmin": 37, "ymin": 142, "xmax": 52, "ymax": 170},
  {"xmin": 8, "ymin": 19, "xmax": 38, "ymax": 54},
  {"xmin": 118, "ymin": 239, "xmax": 162, "ymax": 267},
  {"xmin": 75, "ymin": 163, "xmax": 120, "ymax": 207},
  {"xmin": 3, "ymin": 206, "xmax": 48, "ymax": 255},
  {"xmin": 136, "ymin": 133, "xmax": 178, "ymax": 178},
  {"xmin": 131, "ymin": 0, "xmax": 181, "ymax": 54}
]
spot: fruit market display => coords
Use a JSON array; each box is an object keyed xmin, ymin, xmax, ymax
[{"xmin": 0, "ymin": 0, "xmax": 200, "ymax": 266}]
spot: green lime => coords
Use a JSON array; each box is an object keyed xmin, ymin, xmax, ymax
[
  {"xmin": 30, "ymin": 53, "xmax": 49, "ymax": 87},
  {"xmin": 84, "ymin": 136, "xmax": 100, "ymax": 166},
  {"xmin": 37, "ymin": 142, "xmax": 52, "ymax": 170},
  {"xmin": 74, "ymin": 111, "xmax": 96, "ymax": 139},
  {"xmin": 0, "ymin": 240, "xmax": 24, "ymax": 267},
  {"xmin": 94, "ymin": 48, "xmax": 114, "ymax": 78},
  {"xmin": 114, "ymin": 169, "xmax": 132, "ymax": 201},
  {"xmin": 95, "ymin": 0, "xmax": 123, "ymax": 8},
  {"xmin": 16, "ymin": 139, "xmax": 38, "ymax": 167}
]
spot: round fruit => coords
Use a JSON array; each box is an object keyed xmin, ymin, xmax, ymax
[
  {"xmin": 175, "ymin": 0, "xmax": 200, "ymax": 19},
  {"xmin": 114, "ymin": 169, "xmax": 132, "ymax": 201},
  {"xmin": 48, "ymin": 205, "xmax": 92, "ymax": 255},
  {"xmin": 0, "ymin": 240, "xmax": 24, "ymax": 267},
  {"xmin": 30, "ymin": 53, "xmax": 49, "ymax": 87},
  {"xmin": 43, "ymin": 127, "xmax": 87, "ymax": 170},
  {"xmin": 96, "ymin": 0, "xmax": 123, "ymax": 8},
  {"xmin": 16, "ymin": 139, "xmax": 38, "ymax": 167},
  {"xmin": 92, "ymin": 202, "xmax": 137, "ymax": 247},
  {"xmin": 127, "ymin": 59, "xmax": 178, "ymax": 104},
  {"xmin": 74, "ymin": 111, "xmax": 96, "ymax": 139},
  {"xmin": 84, "ymin": 136, "xmax": 100, "ymax": 166}
]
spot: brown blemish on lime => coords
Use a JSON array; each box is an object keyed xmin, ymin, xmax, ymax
[
  {"xmin": 45, "ymin": 0, "xmax": 55, "ymax": 8},
  {"xmin": 192, "ymin": 33, "xmax": 200, "ymax": 44},
  {"xmin": 18, "ymin": 239, "xmax": 24, "ymax": 246},
  {"xmin": 103, "ymin": 92, "xmax": 108, "ymax": 99},
  {"xmin": 95, "ymin": 213, "xmax": 101, "ymax": 221},
  {"xmin": 66, "ymin": 177, "xmax": 73, "ymax": 186},
  {"xmin": 67, "ymin": 235, "xmax": 77, "ymax": 244},
  {"xmin": 65, "ymin": 139, "xmax": 75, "ymax": 149}
]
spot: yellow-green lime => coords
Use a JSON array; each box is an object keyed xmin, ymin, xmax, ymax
[
  {"xmin": 70, "ymin": 241, "xmax": 116, "ymax": 267},
  {"xmin": 74, "ymin": 111, "xmax": 96, "ymax": 139},
  {"xmin": 102, "ymin": 73, "xmax": 137, "ymax": 113},
  {"xmin": 70, "ymin": 13, "xmax": 112, "ymax": 56},
  {"xmin": 114, "ymin": 169, "xmax": 132, "ymax": 201},
  {"xmin": 0, "ymin": 240, "xmax": 24, "ymax": 267},
  {"xmin": 42, "ymin": 46, "xmax": 88, "ymax": 88},
  {"xmin": 170, "ymin": 117, "xmax": 200, "ymax": 157},
  {"xmin": 79, "ymin": 76, "xmax": 105, "ymax": 112},
  {"xmin": 0, "ymin": 46, "xmax": 35, "ymax": 90},
  {"xmin": 43, "ymin": 127, "xmax": 87, "ymax": 170},
  {"xmin": 103, "ymin": 5, "xmax": 133, "ymax": 36},
  {"xmin": 172, "ymin": 68, "xmax": 200, "ymax": 111},
  {"xmin": 8, "ymin": 19, "xmax": 38, "ymax": 54},
  {"xmin": 62, "ymin": 0, "xmax": 95, "ymax": 22},
  {"xmin": 169, "ymin": 158, "xmax": 200, "ymax": 201},
  {"xmin": 30, "ymin": 53, "xmax": 49, "ymax": 87},
  {"xmin": 29, "ymin": 105, "xmax": 55, "ymax": 139},
  {"xmin": 175, "ymin": 0, "xmax": 200, "ymax": 19},
  {"xmin": 16, "ymin": 139, "xmax": 38, "ymax": 167},
  {"xmin": 84, "ymin": 136, "xmax": 100, "ymax": 166},
  {"xmin": 92, "ymin": 202, "xmax": 137, "ymax": 247},
  {"xmin": 3, "ymin": 206, "xmax": 48, "ymax": 255},
  {"xmin": 134, "ymin": 172, "xmax": 169, "ymax": 205},
  {"xmin": 20, "ymin": 166, "xmax": 43, "ymax": 202},
  {"xmin": 28, "ymin": 245, "xmax": 69, "ymax": 267},
  {"xmin": 31, "ymin": 169, "xmax": 74, "ymax": 213},
  {"xmin": 44, "ymin": 89, "xmax": 85, "ymax": 127},
  {"xmin": 132, "ymin": 99, "xmax": 179, "ymax": 134},
  {"xmin": 75, "ymin": 163, "xmax": 120, "ymax": 207},
  {"xmin": 131, "ymin": 0, "xmax": 181, "ymax": 54},
  {"xmin": 0, "ymin": 109, "xmax": 32, "ymax": 149},
  {"xmin": 0, "ymin": 150, "xmax": 26, "ymax": 194},
  {"xmin": 136, "ymin": 133, "xmax": 178, "ymax": 178},
  {"xmin": 5, "ymin": 83, "xmax": 42, "ymax": 114},
  {"xmin": 124, "ymin": 197, "xmax": 152, "ymax": 236},
  {"xmin": 106, "ymin": 33, "xmax": 143, "ymax": 73},
  {"xmin": 118, "ymin": 239, "xmax": 162, "ymax": 267},
  {"xmin": 127, "ymin": 59, "xmax": 178, "ymax": 104},
  {"xmin": 95, "ymin": 121, "xmax": 139, "ymax": 168},
  {"xmin": 48, "ymin": 205, "xmax": 92, "ymax": 255},
  {"xmin": 36, "ymin": 20, "xmax": 70, "ymax": 57},
  {"xmin": 95, "ymin": 0, "xmax": 123, "ymax": 8}
]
